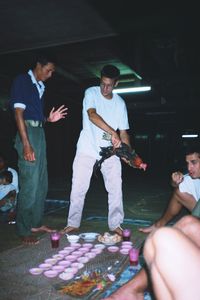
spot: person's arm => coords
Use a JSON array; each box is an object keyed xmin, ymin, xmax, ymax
[
  {"xmin": 14, "ymin": 108, "xmax": 35, "ymax": 161},
  {"xmin": 119, "ymin": 129, "xmax": 131, "ymax": 147},
  {"xmin": 46, "ymin": 105, "xmax": 68, "ymax": 123},
  {"xmin": 87, "ymin": 108, "xmax": 121, "ymax": 148},
  {"xmin": 171, "ymin": 171, "xmax": 184, "ymax": 188}
]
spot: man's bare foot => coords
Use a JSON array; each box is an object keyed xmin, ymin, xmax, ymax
[
  {"xmin": 112, "ymin": 226, "xmax": 123, "ymax": 236},
  {"xmin": 31, "ymin": 225, "xmax": 55, "ymax": 233},
  {"xmin": 60, "ymin": 226, "xmax": 79, "ymax": 235},
  {"xmin": 21, "ymin": 236, "xmax": 39, "ymax": 245},
  {"xmin": 139, "ymin": 223, "xmax": 158, "ymax": 233}
]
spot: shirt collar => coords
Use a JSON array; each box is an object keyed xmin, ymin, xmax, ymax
[{"xmin": 28, "ymin": 69, "xmax": 45, "ymax": 98}]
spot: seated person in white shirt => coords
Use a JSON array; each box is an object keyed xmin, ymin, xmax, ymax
[
  {"xmin": 0, "ymin": 170, "xmax": 17, "ymax": 212},
  {"xmin": 0, "ymin": 154, "xmax": 18, "ymax": 217}
]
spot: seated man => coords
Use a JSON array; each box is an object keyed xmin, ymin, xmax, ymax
[
  {"xmin": 139, "ymin": 142, "xmax": 200, "ymax": 233},
  {"xmin": 103, "ymin": 215, "xmax": 200, "ymax": 300},
  {"xmin": 0, "ymin": 170, "xmax": 17, "ymax": 212},
  {"xmin": 143, "ymin": 217, "xmax": 200, "ymax": 300},
  {"xmin": 0, "ymin": 153, "xmax": 19, "ymax": 221}
]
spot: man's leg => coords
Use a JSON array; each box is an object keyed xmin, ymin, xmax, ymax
[
  {"xmin": 63, "ymin": 153, "xmax": 95, "ymax": 233},
  {"xmin": 103, "ymin": 268, "xmax": 148, "ymax": 300},
  {"xmin": 139, "ymin": 188, "xmax": 196, "ymax": 233},
  {"xmin": 174, "ymin": 214, "xmax": 200, "ymax": 246},
  {"xmin": 144, "ymin": 226, "xmax": 200, "ymax": 300},
  {"xmin": 30, "ymin": 130, "xmax": 53, "ymax": 233},
  {"xmin": 15, "ymin": 129, "xmax": 46, "ymax": 244},
  {"xmin": 101, "ymin": 156, "xmax": 124, "ymax": 234}
]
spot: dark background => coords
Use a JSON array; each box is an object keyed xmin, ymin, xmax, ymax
[{"xmin": 0, "ymin": 0, "xmax": 199, "ymax": 180}]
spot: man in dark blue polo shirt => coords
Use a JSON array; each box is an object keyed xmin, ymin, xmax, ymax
[{"xmin": 9, "ymin": 56, "xmax": 67, "ymax": 245}]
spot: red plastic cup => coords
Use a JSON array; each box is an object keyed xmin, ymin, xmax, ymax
[
  {"xmin": 129, "ymin": 247, "xmax": 140, "ymax": 266},
  {"xmin": 50, "ymin": 232, "xmax": 60, "ymax": 248},
  {"xmin": 122, "ymin": 228, "xmax": 131, "ymax": 241}
]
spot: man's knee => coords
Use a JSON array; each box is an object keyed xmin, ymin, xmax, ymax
[
  {"xmin": 143, "ymin": 227, "xmax": 174, "ymax": 263},
  {"xmin": 175, "ymin": 215, "xmax": 198, "ymax": 231}
]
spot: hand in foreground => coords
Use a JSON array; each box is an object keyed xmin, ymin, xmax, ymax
[
  {"xmin": 171, "ymin": 171, "xmax": 184, "ymax": 187},
  {"xmin": 47, "ymin": 105, "xmax": 68, "ymax": 122},
  {"xmin": 111, "ymin": 132, "xmax": 121, "ymax": 148}
]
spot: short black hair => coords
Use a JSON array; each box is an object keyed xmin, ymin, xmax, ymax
[
  {"xmin": 0, "ymin": 170, "xmax": 13, "ymax": 183},
  {"xmin": 184, "ymin": 141, "xmax": 200, "ymax": 157},
  {"xmin": 100, "ymin": 65, "xmax": 120, "ymax": 81},
  {"xmin": 32, "ymin": 51, "xmax": 57, "ymax": 68},
  {"xmin": 37, "ymin": 55, "xmax": 56, "ymax": 66}
]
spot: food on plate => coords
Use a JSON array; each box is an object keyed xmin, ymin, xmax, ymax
[{"xmin": 98, "ymin": 232, "xmax": 121, "ymax": 244}]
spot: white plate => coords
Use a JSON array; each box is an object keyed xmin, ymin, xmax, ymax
[
  {"xmin": 98, "ymin": 234, "xmax": 121, "ymax": 245},
  {"xmin": 79, "ymin": 232, "xmax": 99, "ymax": 242}
]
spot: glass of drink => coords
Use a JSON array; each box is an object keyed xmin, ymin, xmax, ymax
[
  {"xmin": 50, "ymin": 232, "xmax": 60, "ymax": 248},
  {"xmin": 129, "ymin": 247, "xmax": 140, "ymax": 266},
  {"xmin": 122, "ymin": 228, "xmax": 131, "ymax": 241}
]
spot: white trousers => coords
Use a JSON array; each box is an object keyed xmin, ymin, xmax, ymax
[{"xmin": 67, "ymin": 152, "xmax": 124, "ymax": 230}]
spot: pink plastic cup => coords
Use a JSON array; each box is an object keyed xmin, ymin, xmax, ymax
[{"xmin": 129, "ymin": 247, "xmax": 140, "ymax": 266}]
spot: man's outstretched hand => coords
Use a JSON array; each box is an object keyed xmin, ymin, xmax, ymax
[{"xmin": 47, "ymin": 105, "xmax": 68, "ymax": 122}]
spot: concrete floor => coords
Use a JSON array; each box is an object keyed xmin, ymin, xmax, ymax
[
  {"xmin": 0, "ymin": 168, "xmax": 188, "ymax": 300},
  {"xmin": 0, "ymin": 169, "xmax": 174, "ymax": 252}
]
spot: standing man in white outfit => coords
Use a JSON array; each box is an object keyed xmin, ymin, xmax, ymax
[{"xmin": 63, "ymin": 65, "xmax": 132, "ymax": 235}]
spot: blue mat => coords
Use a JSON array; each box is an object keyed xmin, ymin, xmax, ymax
[
  {"xmin": 85, "ymin": 216, "xmax": 152, "ymax": 226},
  {"xmin": 100, "ymin": 264, "xmax": 151, "ymax": 299}
]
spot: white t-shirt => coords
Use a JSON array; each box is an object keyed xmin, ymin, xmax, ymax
[
  {"xmin": 77, "ymin": 86, "xmax": 130, "ymax": 159},
  {"xmin": 179, "ymin": 174, "xmax": 200, "ymax": 202},
  {"xmin": 0, "ymin": 167, "xmax": 19, "ymax": 200}
]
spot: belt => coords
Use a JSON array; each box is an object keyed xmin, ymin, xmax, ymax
[{"xmin": 25, "ymin": 120, "xmax": 43, "ymax": 127}]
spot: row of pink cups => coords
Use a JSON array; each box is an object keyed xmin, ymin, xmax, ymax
[{"xmin": 29, "ymin": 242, "xmax": 105, "ymax": 279}]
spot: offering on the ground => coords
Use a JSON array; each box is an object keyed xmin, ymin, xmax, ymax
[{"xmin": 98, "ymin": 232, "xmax": 122, "ymax": 245}]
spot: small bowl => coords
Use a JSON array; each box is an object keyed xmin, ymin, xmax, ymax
[
  {"xmin": 91, "ymin": 248, "xmax": 102, "ymax": 254},
  {"xmin": 121, "ymin": 241, "xmax": 133, "ymax": 246},
  {"xmin": 70, "ymin": 243, "xmax": 81, "ymax": 249},
  {"xmin": 51, "ymin": 265, "xmax": 65, "ymax": 272},
  {"xmin": 120, "ymin": 248, "xmax": 129, "ymax": 255},
  {"xmin": 44, "ymin": 258, "xmax": 57, "ymax": 265},
  {"xmin": 59, "ymin": 272, "xmax": 74, "ymax": 281},
  {"xmin": 121, "ymin": 245, "xmax": 132, "ymax": 250},
  {"xmin": 58, "ymin": 260, "xmax": 71, "ymax": 267},
  {"xmin": 82, "ymin": 243, "xmax": 93, "ymax": 248},
  {"xmin": 29, "ymin": 268, "xmax": 43, "ymax": 275},
  {"xmin": 107, "ymin": 246, "xmax": 119, "ymax": 253},
  {"xmin": 52, "ymin": 254, "xmax": 64, "ymax": 260},
  {"xmin": 80, "ymin": 232, "xmax": 99, "ymax": 242},
  {"xmin": 64, "ymin": 267, "xmax": 78, "ymax": 274},
  {"xmin": 38, "ymin": 263, "xmax": 52, "ymax": 270},
  {"xmin": 94, "ymin": 244, "xmax": 106, "ymax": 249},
  {"xmin": 71, "ymin": 262, "xmax": 84, "ymax": 269},
  {"xmin": 64, "ymin": 246, "xmax": 76, "ymax": 252},
  {"xmin": 66, "ymin": 234, "xmax": 80, "ymax": 244},
  {"xmin": 84, "ymin": 252, "xmax": 96, "ymax": 259},
  {"xmin": 44, "ymin": 270, "xmax": 58, "ymax": 278},
  {"xmin": 78, "ymin": 247, "xmax": 90, "ymax": 254},
  {"xmin": 65, "ymin": 255, "xmax": 77, "ymax": 262},
  {"xmin": 72, "ymin": 251, "xmax": 83, "ymax": 257},
  {"xmin": 77, "ymin": 257, "xmax": 89, "ymax": 264},
  {"xmin": 59, "ymin": 250, "xmax": 71, "ymax": 256}
]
